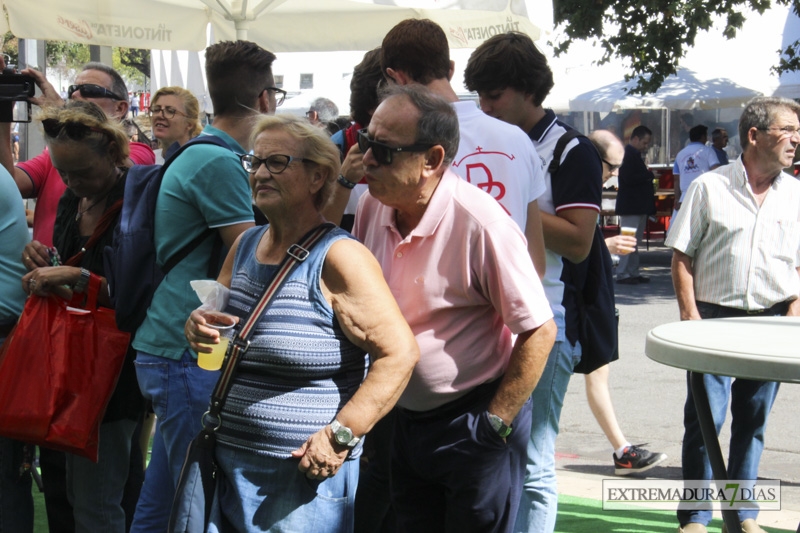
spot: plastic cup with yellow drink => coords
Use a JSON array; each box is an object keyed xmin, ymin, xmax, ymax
[
  {"xmin": 619, "ymin": 227, "xmax": 637, "ymax": 255},
  {"xmin": 197, "ymin": 319, "xmax": 236, "ymax": 371}
]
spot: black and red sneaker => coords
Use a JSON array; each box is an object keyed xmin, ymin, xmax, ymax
[{"xmin": 613, "ymin": 444, "xmax": 667, "ymax": 476}]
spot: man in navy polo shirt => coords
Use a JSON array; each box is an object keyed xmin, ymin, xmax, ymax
[{"xmin": 465, "ymin": 32, "xmax": 603, "ymax": 533}]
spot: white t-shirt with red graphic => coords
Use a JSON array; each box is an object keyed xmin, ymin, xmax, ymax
[{"xmin": 450, "ymin": 100, "xmax": 545, "ymax": 230}]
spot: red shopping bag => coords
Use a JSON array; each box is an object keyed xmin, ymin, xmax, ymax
[{"xmin": 0, "ymin": 275, "xmax": 129, "ymax": 461}]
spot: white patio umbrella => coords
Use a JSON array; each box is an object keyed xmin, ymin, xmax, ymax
[
  {"xmin": 569, "ymin": 68, "xmax": 763, "ymax": 112},
  {"xmin": 2, "ymin": 0, "xmax": 540, "ymax": 52}
]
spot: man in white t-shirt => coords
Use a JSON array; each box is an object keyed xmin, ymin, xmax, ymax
[
  {"xmin": 380, "ymin": 18, "xmax": 547, "ymax": 277},
  {"xmin": 673, "ymin": 124, "xmax": 720, "ymax": 210}
]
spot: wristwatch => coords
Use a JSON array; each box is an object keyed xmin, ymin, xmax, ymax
[
  {"xmin": 73, "ymin": 268, "xmax": 91, "ymax": 293},
  {"xmin": 487, "ymin": 412, "xmax": 513, "ymax": 438},
  {"xmin": 330, "ymin": 419, "xmax": 361, "ymax": 448},
  {"xmin": 336, "ymin": 174, "xmax": 357, "ymax": 189}
]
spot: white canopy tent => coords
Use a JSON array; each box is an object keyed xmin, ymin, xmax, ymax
[
  {"xmin": 569, "ymin": 68, "xmax": 763, "ymax": 112},
  {"xmin": 2, "ymin": 0, "xmax": 540, "ymax": 52}
]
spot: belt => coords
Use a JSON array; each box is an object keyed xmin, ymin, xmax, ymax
[
  {"xmin": 397, "ymin": 379, "xmax": 501, "ymax": 423},
  {"xmin": 697, "ymin": 300, "xmax": 792, "ymax": 317}
]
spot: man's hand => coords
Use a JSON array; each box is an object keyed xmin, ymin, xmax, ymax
[
  {"xmin": 341, "ymin": 143, "xmax": 364, "ymax": 185},
  {"xmin": 20, "ymin": 67, "xmax": 64, "ymax": 109},
  {"xmin": 291, "ymin": 425, "xmax": 349, "ymax": 480}
]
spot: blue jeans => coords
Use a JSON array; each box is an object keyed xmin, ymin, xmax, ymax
[
  {"xmin": 130, "ymin": 350, "xmax": 219, "ymax": 533},
  {"xmin": 677, "ymin": 373, "xmax": 779, "ymax": 526},
  {"xmin": 0, "ymin": 331, "xmax": 33, "ymax": 533},
  {"xmin": 515, "ymin": 339, "xmax": 581, "ymax": 533},
  {"xmin": 66, "ymin": 418, "xmax": 137, "ymax": 533},
  {"xmin": 209, "ymin": 446, "xmax": 359, "ymax": 533},
  {"xmin": 677, "ymin": 302, "xmax": 783, "ymax": 527}
]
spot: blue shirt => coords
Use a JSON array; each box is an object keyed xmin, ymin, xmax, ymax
[
  {"xmin": 0, "ymin": 168, "xmax": 28, "ymax": 323},
  {"xmin": 133, "ymin": 125, "xmax": 254, "ymax": 359}
]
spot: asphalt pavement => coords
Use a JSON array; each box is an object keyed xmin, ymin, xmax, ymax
[{"xmin": 553, "ymin": 243, "xmax": 800, "ymax": 531}]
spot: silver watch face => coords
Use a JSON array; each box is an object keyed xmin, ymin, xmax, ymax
[{"xmin": 334, "ymin": 427, "xmax": 353, "ymax": 445}]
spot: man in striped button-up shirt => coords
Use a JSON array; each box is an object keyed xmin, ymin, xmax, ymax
[{"xmin": 666, "ymin": 96, "xmax": 800, "ymax": 533}]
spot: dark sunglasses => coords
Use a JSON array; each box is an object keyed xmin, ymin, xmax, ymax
[
  {"xmin": 67, "ymin": 84, "xmax": 125, "ymax": 101},
  {"xmin": 601, "ymin": 157, "xmax": 621, "ymax": 172},
  {"xmin": 357, "ymin": 128, "xmax": 434, "ymax": 166},
  {"xmin": 42, "ymin": 119, "xmax": 105, "ymax": 140},
  {"xmin": 240, "ymin": 153, "xmax": 313, "ymax": 174}
]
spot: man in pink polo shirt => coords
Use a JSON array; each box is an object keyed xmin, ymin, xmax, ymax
[{"xmin": 353, "ymin": 84, "xmax": 556, "ymax": 532}]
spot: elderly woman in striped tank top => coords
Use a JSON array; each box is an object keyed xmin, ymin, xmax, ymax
[{"xmin": 185, "ymin": 114, "xmax": 418, "ymax": 532}]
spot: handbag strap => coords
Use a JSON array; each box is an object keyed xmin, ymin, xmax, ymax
[
  {"xmin": 65, "ymin": 199, "xmax": 124, "ymax": 267},
  {"xmin": 202, "ymin": 222, "xmax": 336, "ymax": 431}
]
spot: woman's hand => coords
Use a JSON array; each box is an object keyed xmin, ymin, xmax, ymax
[
  {"xmin": 184, "ymin": 309, "xmax": 238, "ymax": 353},
  {"xmin": 291, "ymin": 426, "xmax": 349, "ymax": 480},
  {"xmin": 605, "ymin": 235, "xmax": 637, "ymax": 255},
  {"xmin": 21, "ymin": 266, "xmax": 79, "ymax": 298},
  {"xmin": 22, "ymin": 241, "xmax": 52, "ymax": 271}
]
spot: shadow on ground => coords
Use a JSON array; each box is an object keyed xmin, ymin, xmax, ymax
[{"xmin": 614, "ymin": 246, "xmax": 677, "ymax": 306}]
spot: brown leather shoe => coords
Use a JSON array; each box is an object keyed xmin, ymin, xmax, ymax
[
  {"xmin": 722, "ymin": 518, "xmax": 767, "ymax": 533},
  {"xmin": 679, "ymin": 524, "xmax": 708, "ymax": 533}
]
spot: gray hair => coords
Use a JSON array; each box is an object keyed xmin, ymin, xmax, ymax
[
  {"xmin": 739, "ymin": 97, "xmax": 800, "ymax": 152},
  {"xmin": 379, "ymin": 84, "xmax": 459, "ymax": 164},
  {"xmin": 310, "ymin": 98, "xmax": 339, "ymax": 123},
  {"xmin": 82, "ymin": 62, "xmax": 128, "ymax": 102}
]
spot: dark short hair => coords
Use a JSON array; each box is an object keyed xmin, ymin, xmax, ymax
[
  {"xmin": 205, "ymin": 41, "xmax": 276, "ymax": 117},
  {"xmin": 631, "ymin": 125, "xmax": 652, "ymax": 140},
  {"xmin": 464, "ymin": 32, "xmax": 554, "ymax": 107},
  {"xmin": 689, "ymin": 124, "xmax": 708, "ymax": 142},
  {"xmin": 381, "ymin": 19, "xmax": 450, "ymax": 85},
  {"xmin": 82, "ymin": 62, "xmax": 128, "ymax": 102},
  {"xmin": 379, "ymin": 84, "xmax": 459, "ymax": 164},
  {"xmin": 350, "ymin": 48, "xmax": 383, "ymax": 126},
  {"xmin": 739, "ymin": 96, "xmax": 800, "ymax": 152}
]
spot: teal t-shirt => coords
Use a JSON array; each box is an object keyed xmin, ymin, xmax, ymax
[
  {"xmin": 132, "ymin": 126, "xmax": 254, "ymax": 359},
  {"xmin": 0, "ymin": 167, "xmax": 29, "ymax": 323}
]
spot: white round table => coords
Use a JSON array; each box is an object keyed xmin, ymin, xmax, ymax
[{"xmin": 646, "ymin": 316, "xmax": 800, "ymax": 533}]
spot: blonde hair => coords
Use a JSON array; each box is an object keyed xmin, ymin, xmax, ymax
[
  {"xmin": 250, "ymin": 114, "xmax": 341, "ymax": 209},
  {"xmin": 151, "ymin": 86, "xmax": 203, "ymax": 146},
  {"xmin": 37, "ymin": 100, "xmax": 129, "ymax": 165}
]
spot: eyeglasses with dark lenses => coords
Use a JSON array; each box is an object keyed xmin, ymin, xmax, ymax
[
  {"xmin": 240, "ymin": 153, "xmax": 313, "ymax": 174},
  {"xmin": 263, "ymin": 87, "xmax": 287, "ymax": 107},
  {"xmin": 356, "ymin": 128, "xmax": 434, "ymax": 166},
  {"xmin": 149, "ymin": 105, "xmax": 188, "ymax": 119},
  {"xmin": 41, "ymin": 119, "xmax": 105, "ymax": 140},
  {"xmin": 601, "ymin": 157, "xmax": 621, "ymax": 172},
  {"xmin": 67, "ymin": 84, "xmax": 124, "ymax": 101}
]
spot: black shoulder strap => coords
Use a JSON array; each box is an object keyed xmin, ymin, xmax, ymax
[
  {"xmin": 548, "ymin": 129, "xmax": 585, "ymax": 176},
  {"xmin": 161, "ymin": 135, "xmax": 237, "ymax": 275}
]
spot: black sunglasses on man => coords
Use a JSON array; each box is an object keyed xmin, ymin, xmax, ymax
[{"xmin": 67, "ymin": 84, "xmax": 125, "ymax": 101}]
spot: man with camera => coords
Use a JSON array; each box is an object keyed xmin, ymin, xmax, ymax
[{"xmin": 0, "ymin": 60, "xmax": 155, "ymax": 250}]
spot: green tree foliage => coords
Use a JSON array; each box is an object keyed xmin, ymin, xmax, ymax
[
  {"xmin": 552, "ymin": 0, "xmax": 800, "ymax": 94},
  {"xmin": 0, "ymin": 32, "xmax": 18, "ymax": 67}
]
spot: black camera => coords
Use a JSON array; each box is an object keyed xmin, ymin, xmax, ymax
[
  {"xmin": 0, "ymin": 69, "xmax": 34, "ymax": 122},
  {"xmin": 0, "ymin": 72, "xmax": 35, "ymax": 100}
]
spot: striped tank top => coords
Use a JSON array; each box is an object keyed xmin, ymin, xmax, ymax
[{"xmin": 216, "ymin": 225, "xmax": 368, "ymax": 458}]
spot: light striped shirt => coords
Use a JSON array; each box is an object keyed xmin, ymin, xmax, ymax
[{"xmin": 666, "ymin": 156, "xmax": 800, "ymax": 310}]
